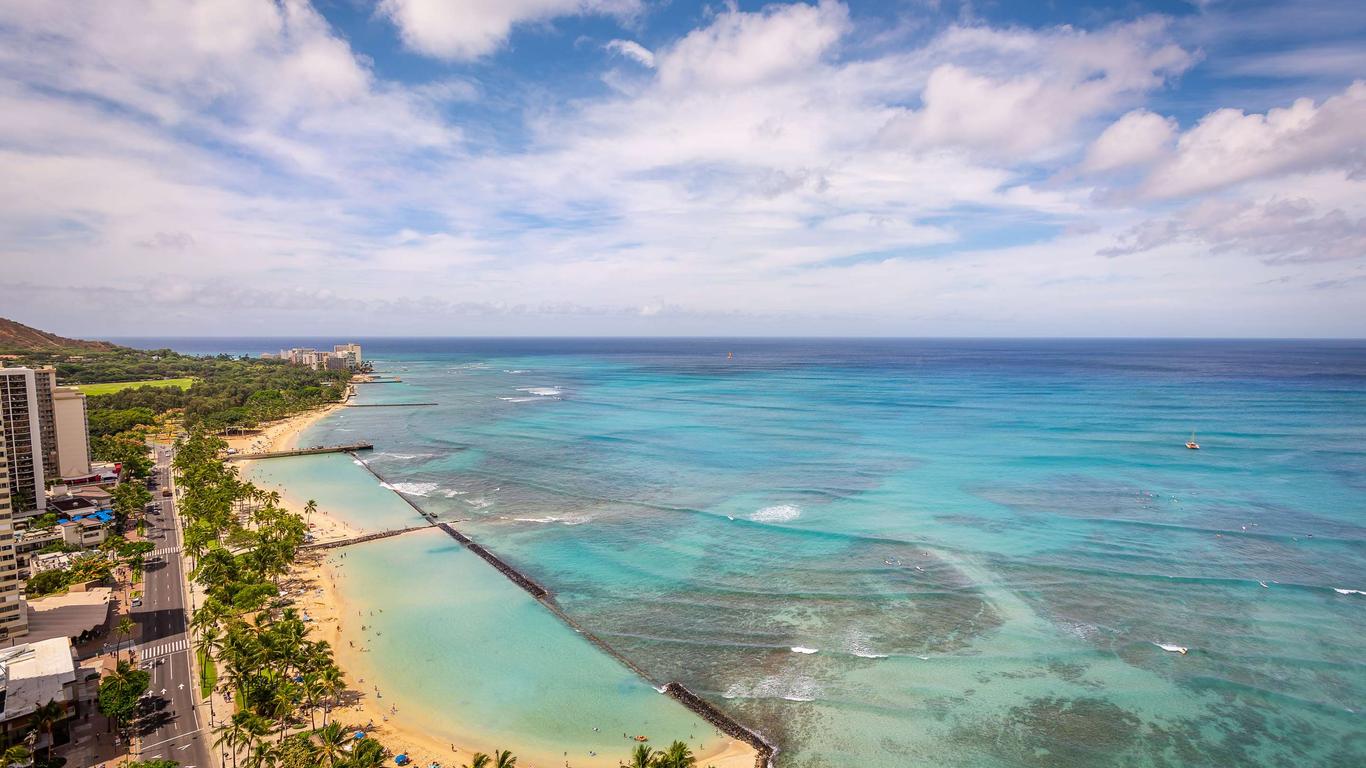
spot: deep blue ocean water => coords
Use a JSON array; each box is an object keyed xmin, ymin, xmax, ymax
[{"xmin": 132, "ymin": 338, "xmax": 1366, "ymax": 767}]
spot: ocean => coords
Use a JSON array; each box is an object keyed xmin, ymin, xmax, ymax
[{"xmin": 136, "ymin": 338, "xmax": 1366, "ymax": 767}]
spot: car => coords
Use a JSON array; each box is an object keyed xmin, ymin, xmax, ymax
[{"xmin": 131, "ymin": 597, "xmax": 143, "ymax": 607}]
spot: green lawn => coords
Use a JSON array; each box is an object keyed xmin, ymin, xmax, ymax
[
  {"xmin": 198, "ymin": 648, "xmax": 217, "ymax": 698},
  {"xmin": 75, "ymin": 377, "xmax": 194, "ymax": 396}
]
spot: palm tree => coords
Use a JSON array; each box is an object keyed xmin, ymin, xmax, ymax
[
  {"xmin": 31, "ymin": 699, "xmax": 65, "ymax": 761},
  {"xmin": 629, "ymin": 743, "xmax": 655, "ymax": 768},
  {"xmin": 243, "ymin": 738, "xmax": 278, "ymax": 768},
  {"xmin": 217, "ymin": 711, "xmax": 268, "ymax": 768},
  {"xmin": 492, "ymin": 749, "xmax": 517, "ymax": 768},
  {"xmin": 655, "ymin": 740, "xmax": 696, "ymax": 768},
  {"xmin": 464, "ymin": 753, "xmax": 491, "ymax": 768},
  {"xmin": 316, "ymin": 665, "xmax": 345, "ymax": 726},
  {"xmin": 314, "ymin": 721, "xmax": 349, "ymax": 768},
  {"xmin": 115, "ymin": 615, "xmax": 136, "ymax": 660},
  {"xmin": 0, "ymin": 744, "xmax": 31, "ymax": 768},
  {"xmin": 345, "ymin": 738, "xmax": 387, "ymax": 768}
]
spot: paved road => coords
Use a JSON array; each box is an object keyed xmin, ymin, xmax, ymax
[{"xmin": 129, "ymin": 444, "xmax": 212, "ymax": 768}]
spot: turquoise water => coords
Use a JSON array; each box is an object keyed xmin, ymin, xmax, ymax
[{"xmin": 233, "ymin": 339, "xmax": 1365, "ymax": 767}]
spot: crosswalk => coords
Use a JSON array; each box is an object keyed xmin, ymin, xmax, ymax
[
  {"xmin": 139, "ymin": 637, "xmax": 190, "ymax": 659},
  {"xmin": 151, "ymin": 546, "xmax": 182, "ymax": 558}
]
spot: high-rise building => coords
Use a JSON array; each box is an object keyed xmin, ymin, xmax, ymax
[
  {"xmin": 0, "ymin": 410, "xmax": 28, "ymax": 641},
  {"xmin": 0, "ymin": 369, "xmax": 44, "ymax": 513},
  {"xmin": 51, "ymin": 387, "xmax": 91, "ymax": 478},
  {"xmin": 31, "ymin": 367, "xmax": 58, "ymax": 482},
  {"xmin": 333, "ymin": 343, "xmax": 363, "ymax": 369}
]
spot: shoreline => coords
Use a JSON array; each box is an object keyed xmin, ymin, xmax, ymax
[{"xmin": 232, "ymin": 399, "xmax": 759, "ymax": 768}]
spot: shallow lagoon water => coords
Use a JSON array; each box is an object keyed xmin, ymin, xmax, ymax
[
  {"xmin": 239, "ymin": 459, "xmax": 730, "ymax": 767},
  {"xmin": 214, "ymin": 338, "xmax": 1365, "ymax": 766}
]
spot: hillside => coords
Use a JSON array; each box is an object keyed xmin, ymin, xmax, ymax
[{"xmin": 0, "ymin": 317, "xmax": 118, "ymax": 352}]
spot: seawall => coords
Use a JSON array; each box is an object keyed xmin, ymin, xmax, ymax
[{"xmin": 348, "ymin": 453, "xmax": 779, "ymax": 767}]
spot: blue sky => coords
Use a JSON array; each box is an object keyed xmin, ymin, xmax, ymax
[{"xmin": 0, "ymin": 0, "xmax": 1363, "ymax": 336}]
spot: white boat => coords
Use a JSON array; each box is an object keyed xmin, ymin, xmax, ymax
[{"xmin": 1186, "ymin": 431, "xmax": 1200, "ymax": 450}]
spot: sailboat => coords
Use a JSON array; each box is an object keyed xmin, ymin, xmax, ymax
[
  {"xmin": 727, "ymin": 351, "xmax": 733, "ymax": 360},
  {"xmin": 1186, "ymin": 431, "xmax": 1200, "ymax": 450}
]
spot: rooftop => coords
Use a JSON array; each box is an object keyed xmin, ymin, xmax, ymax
[{"xmin": 0, "ymin": 637, "xmax": 77, "ymax": 722}]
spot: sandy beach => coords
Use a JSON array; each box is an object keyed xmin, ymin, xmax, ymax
[{"xmin": 233, "ymin": 400, "xmax": 759, "ymax": 768}]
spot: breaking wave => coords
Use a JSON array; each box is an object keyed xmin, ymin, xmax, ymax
[{"xmin": 750, "ymin": 504, "xmax": 801, "ymax": 523}]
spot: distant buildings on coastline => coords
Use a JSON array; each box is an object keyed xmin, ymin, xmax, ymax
[{"xmin": 262, "ymin": 343, "xmax": 364, "ymax": 371}]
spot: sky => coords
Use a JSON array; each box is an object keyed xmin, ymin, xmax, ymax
[{"xmin": 0, "ymin": 0, "xmax": 1363, "ymax": 338}]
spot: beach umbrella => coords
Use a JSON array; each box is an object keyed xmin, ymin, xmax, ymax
[
  {"xmin": 395, "ymin": 755, "xmax": 410, "ymax": 765},
  {"xmin": 354, "ymin": 731, "xmax": 366, "ymax": 740}
]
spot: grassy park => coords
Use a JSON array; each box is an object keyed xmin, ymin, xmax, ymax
[{"xmin": 75, "ymin": 377, "xmax": 194, "ymax": 396}]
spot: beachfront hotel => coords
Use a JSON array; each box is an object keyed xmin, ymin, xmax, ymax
[{"xmin": 265, "ymin": 343, "xmax": 363, "ymax": 371}]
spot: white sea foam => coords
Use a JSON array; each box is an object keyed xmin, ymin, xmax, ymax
[
  {"xmin": 380, "ymin": 481, "xmax": 440, "ymax": 497},
  {"xmin": 844, "ymin": 631, "xmax": 888, "ymax": 659},
  {"xmin": 466, "ymin": 496, "xmax": 493, "ymax": 510},
  {"xmin": 723, "ymin": 674, "xmax": 819, "ymax": 702},
  {"xmin": 517, "ymin": 386, "xmax": 562, "ymax": 396},
  {"xmin": 750, "ymin": 504, "xmax": 801, "ymax": 523},
  {"xmin": 440, "ymin": 488, "xmax": 467, "ymax": 498},
  {"xmin": 790, "ymin": 646, "xmax": 819, "ymax": 654},
  {"xmin": 498, "ymin": 397, "xmax": 541, "ymax": 403},
  {"xmin": 1334, "ymin": 588, "xmax": 1366, "ymax": 596},
  {"xmin": 515, "ymin": 515, "xmax": 592, "ymax": 526},
  {"xmin": 376, "ymin": 452, "xmax": 434, "ymax": 461},
  {"xmin": 504, "ymin": 369, "xmax": 529, "ymax": 374}
]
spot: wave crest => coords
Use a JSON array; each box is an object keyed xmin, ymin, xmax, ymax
[{"xmin": 750, "ymin": 504, "xmax": 801, "ymax": 523}]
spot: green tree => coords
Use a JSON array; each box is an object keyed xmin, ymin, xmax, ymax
[
  {"xmin": 0, "ymin": 744, "xmax": 30, "ymax": 768},
  {"xmin": 493, "ymin": 749, "xmax": 517, "ymax": 768},
  {"xmin": 32, "ymin": 699, "xmax": 66, "ymax": 761},
  {"xmin": 629, "ymin": 744, "xmax": 655, "ymax": 768},
  {"xmin": 115, "ymin": 615, "xmax": 136, "ymax": 660},
  {"xmin": 651, "ymin": 741, "xmax": 696, "ymax": 768},
  {"xmin": 97, "ymin": 661, "xmax": 150, "ymax": 733},
  {"xmin": 25, "ymin": 569, "xmax": 70, "ymax": 598}
]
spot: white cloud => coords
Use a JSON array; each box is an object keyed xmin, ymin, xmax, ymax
[
  {"xmin": 656, "ymin": 0, "xmax": 849, "ymax": 89},
  {"xmin": 606, "ymin": 39, "xmax": 655, "ymax": 68},
  {"xmin": 1103, "ymin": 176, "xmax": 1366, "ymax": 264},
  {"xmin": 880, "ymin": 18, "xmax": 1194, "ymax": 159},
  {"xmin": 379, "ymin": 0, "xmax": 641, "ymax": 60},
  {"xmin": 0, "ymin": 1, "xmax": 1362, "ymax": 336},
  {"xmin": 1083, "ymin": 109, "xmax": 1177, "ymax": 172},
  {"xmin": 1141, "ymin": 81, "xmax": 1366, "ymax": 198}
]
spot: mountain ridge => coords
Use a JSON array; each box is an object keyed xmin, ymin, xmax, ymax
[{"xmin": 0, "ymin": 317, "xmax": 119, "ymax": 352}]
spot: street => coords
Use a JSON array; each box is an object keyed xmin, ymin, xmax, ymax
[{"xmin": 128, "ymin": 444, "xmax": 212, "ymax": 768}]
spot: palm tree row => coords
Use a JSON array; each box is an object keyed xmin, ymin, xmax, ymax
[{"xmin": 174, "ymin": 430, "xmax": 387, "ymax": 768}]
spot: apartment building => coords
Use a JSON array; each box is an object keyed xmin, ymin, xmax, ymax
[
  {"xmin": 0, "ymin": 411, "xmax": 29, "ymax": 641},
  {"xmin": 51, "ymin": 386, "xmax": 91, "ymax": 478},
  {"xmin": 31, "ymin": 368, "xmax": 58, "ymax": 482},
  {"xmin": 0, "ymin": 369, "xmax": 44, "ymax": 513}
]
